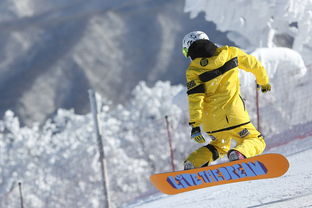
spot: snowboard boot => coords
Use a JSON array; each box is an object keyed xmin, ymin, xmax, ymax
[
  {"xmin": 184, "ymin": 161, "xmax": 195, "ymax": 170},
  {"xmin": 228, "ymin": 150, "xmax": 246, "ymax": 161}
]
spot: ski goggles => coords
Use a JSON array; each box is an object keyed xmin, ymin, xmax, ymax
[{"xmin": 182, "ymin": 47, "xmax": 188, "ymax": 57}]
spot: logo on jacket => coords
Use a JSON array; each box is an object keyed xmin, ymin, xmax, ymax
[
  {"xmin": 209, "ymin": 135, "xmax": 216, "ymax": 141},
  {"xmin": 187, "ymin": 80, "xmax": 196, "ymax": 90},
  {"xmin": 200, "ymin": 58, "xmax": 209, "ymax": 67},
  {"xmin": 239, "ymin": 128, "xmax": 250, "ymax": 138}
]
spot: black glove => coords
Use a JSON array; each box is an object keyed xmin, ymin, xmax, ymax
[
  {"xmin": 257, "ymin": 83, "xmax": 272, "ymax": 93},
  {"xmin": 260, "ymin": 83, "xmax": 271, "ymax": 93}
]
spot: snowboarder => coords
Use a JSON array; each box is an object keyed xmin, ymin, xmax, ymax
[{"xmin": 182, "ymin": 31, "xmax": 271, "ymax": 170}]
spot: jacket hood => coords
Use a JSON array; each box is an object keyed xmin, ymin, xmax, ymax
[
  {"xmin": 190, "ymin": 46, "xmax": 230, "ymax": 70},
  {"xmin": 188, "ymin": 39, "xmax": 217, "ymax": 59}
]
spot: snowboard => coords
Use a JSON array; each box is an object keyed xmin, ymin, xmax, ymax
[{"xmin": 150, "ymin": 153, "xmax": 289, "ymax": 195}]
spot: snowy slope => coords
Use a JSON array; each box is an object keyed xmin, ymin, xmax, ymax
[{"xmin": 126, "ymin": 136, "xmax": 312, "ymax": 208}]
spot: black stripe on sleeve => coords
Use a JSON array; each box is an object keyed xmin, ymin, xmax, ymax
[{"xmin": 187, "ymin": 84, "xmax": 205, "ymax": 95}]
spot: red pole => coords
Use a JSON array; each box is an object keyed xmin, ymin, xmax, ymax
[
  {"xmin": 165, "ymin": 115, "xmax": 175, "ymax": 172},
  {"xmin": 18, "ymin": 182, "xmax": 24, "ymax": 208},
  {"xmin": 256, "ymin": 83, "xmax": 261, "ymax": 132}
]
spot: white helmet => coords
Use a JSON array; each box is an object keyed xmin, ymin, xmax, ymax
[{"xmin": 182, "ymin": 31, "xmax": 209, "ymax": 57}]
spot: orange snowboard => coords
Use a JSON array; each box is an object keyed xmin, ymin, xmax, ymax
[{"xmin": 150, "ymin": 153, "xmax": 289, "ymax": 195}]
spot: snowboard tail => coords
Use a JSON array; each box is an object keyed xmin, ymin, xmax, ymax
[{"xmin": 150, "ymin": 153, "xmax": 289, "ymax": 195}]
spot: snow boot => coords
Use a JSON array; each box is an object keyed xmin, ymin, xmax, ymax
[
  {"xmin": 228, "ymin": 150, "xmax": 246, "ymax": 161},
  {"xmin": 184, "ymin": 161, "xmax": 195, "ymax": 170}
]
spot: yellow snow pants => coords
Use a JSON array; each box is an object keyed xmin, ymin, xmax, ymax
[{"xmin": 185, "ymin": 123, "xmax": 266, "ymax": 168}]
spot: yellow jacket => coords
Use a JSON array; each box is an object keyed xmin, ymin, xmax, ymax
[{"xmin": 186, "ymin": 46, "xmax": 269, "ymax": 133}]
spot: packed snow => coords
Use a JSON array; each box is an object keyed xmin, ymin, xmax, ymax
[{"xmin": 126, "ymin": 136, "xmax": 312, "ymax": 208}]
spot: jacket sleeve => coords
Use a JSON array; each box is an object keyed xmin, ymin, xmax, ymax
[
  {"xmin": 186, "ymin": 68, "xmax": 205, "ymax": 128},
  {"xmin": 235, "ymin": 47, "xmax": 269, "ymax": 86}
]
